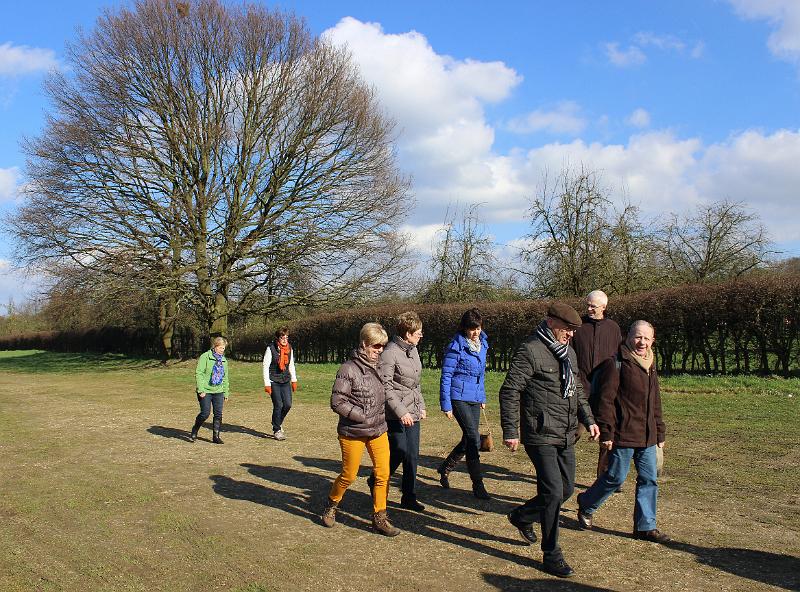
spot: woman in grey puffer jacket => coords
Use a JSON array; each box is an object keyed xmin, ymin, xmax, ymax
[
  {"xmin": 372, "ymin": 311, "xmax": 426, "ymax": 512},
  {"xmin": 321, "ymin": 322, "xmax": 400, "ymax": 537}
]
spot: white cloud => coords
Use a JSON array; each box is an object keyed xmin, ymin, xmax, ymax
[
  {"xmin": 0, "ymin": 42, "xmax": 59, "ymax": 75},
  {"xmin": 626, "ymin": 108, "xmax": 651, "ymax": 128},
  {"xmin": 604, "ymin": 42, "xmax": 647, "ymax": 67},
  {"xmin": 0, "ymin": 166, "xmax": 20, "ymax": 201},
  {"xmin": 505, "ymin": 101, "xmax": 587, "ymax": 135},
  {"xmin": 399, "ymin": 223, "xmax": 447, "ymax": 256},
  {"xmin": 728, "ymin": 0, "xmax": 800, "ymax": 62},
  {"xmin": 323, "ymin": 18, "xmax": 526, "ymax": 218},
  {"xmin": 605, "ymin": 32, "xmax": 703, "ymax": 68},
  {"xmin": 323, "ymin": 18, "xmax": 800, "ymax": 253}
]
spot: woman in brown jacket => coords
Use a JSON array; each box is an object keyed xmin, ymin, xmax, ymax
[
  {"xmin": 320, "ymin": 322, "xmax": 400, "ymax": 536},
  {"xmin": 576, "ymin": 320, "xmax": 670, "ymax": 543}
]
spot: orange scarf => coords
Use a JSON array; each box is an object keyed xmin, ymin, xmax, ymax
[{"xmin": 277, "ymin": 342, "xmax": 291, "ymax": 372}]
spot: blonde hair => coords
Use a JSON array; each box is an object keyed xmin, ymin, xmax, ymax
[
  {"xmin": 360, "ymin": 322, "xmax": 388, "ymax": 347},
  {"xmin": 211, "ymin": 336, "xmax": 228, "ymax": 348}
]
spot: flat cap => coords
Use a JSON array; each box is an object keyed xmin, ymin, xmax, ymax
[{"xmin": 547, "ymin": 302, "xmax": 582, "ymax": 329}]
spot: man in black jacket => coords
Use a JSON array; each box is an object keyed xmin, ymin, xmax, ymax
[{"xmin": 500, "ymin": 302, "xmax": 600, "ymax": 579}]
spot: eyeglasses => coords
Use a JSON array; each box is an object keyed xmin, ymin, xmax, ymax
[{"xmin": 370, "ymin": 343, "xmax": 385, "ymax": 350}]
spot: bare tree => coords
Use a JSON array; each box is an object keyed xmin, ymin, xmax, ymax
[
  {"xmin": 11, "ymin": 0, "xmax": 411, "ymax": 347},
  {"xmin": 658, "ymin": 199, "xmax": 773, "ymax": 283},
  {"xmin": 420, "ymin": 204, "xmax": 515, "ymax": 303}
]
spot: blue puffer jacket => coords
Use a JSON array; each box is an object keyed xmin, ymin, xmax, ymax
[{"xmin": 439, "ymin": 331, "xmax": 489, "ymax": 412}]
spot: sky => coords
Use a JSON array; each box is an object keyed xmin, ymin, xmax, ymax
[{"xmin": 2, "ymin": 0, "xmax": 800, "ymax": 308}]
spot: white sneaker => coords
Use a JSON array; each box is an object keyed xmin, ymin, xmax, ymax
[{"xmin": 274, "ymin": 429, "xmax": 286, "ymax": 441}]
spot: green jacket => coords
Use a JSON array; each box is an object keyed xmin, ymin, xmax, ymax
[{"xmin": 195, "ymin": 350, "xmax": 229, "ymax": 396}]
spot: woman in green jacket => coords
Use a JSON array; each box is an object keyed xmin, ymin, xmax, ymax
[{"xmin": 191, "ymin": 336, "xmax": 230, "ymax": 444}]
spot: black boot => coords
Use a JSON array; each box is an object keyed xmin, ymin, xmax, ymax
[
  {"xmin": 437, "ymin": 451, "xmax": 464, "ymax": 489},
  {"xmin": 189, "ymin": 417, "xmax": 203, "ymax": 442},
  {"xmin": 467, "ymin": 457, "xmax": 490, "ymax": 500},
  {"xmin": 212, "ymin": 417, "xmax": 224, "ymax": 444}
]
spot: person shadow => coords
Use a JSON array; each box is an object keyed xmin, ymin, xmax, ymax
[
  {"xmin": 664, "ymin": 540, "xmax": 799, "ymax": 591},
  {"xmin": 482, "ymin": 573, "xmax": 617, "ymax": 591},
  {"xmin": 558, "ymin": 515, "xmax": 799, "ymax": 590},
  {"xmin": 210, "ymin": 456, "xmax": 543, "ymax": 570},
  {"xmin": 147, "ymin": 422, "xmax": 268, "ymax": 442}
]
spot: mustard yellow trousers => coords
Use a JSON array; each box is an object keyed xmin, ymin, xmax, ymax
[{"xmin": 328, "ymin": 432, "xmax": 390, "ymax": 513}]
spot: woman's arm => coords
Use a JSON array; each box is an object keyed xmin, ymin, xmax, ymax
[
  {"xmin": 330, "ymin": 367, "xmax": 366, "ymax": 422},
  {"xmin": 439, "ymin": 342, "xmax": 459, "ymax": 412}
]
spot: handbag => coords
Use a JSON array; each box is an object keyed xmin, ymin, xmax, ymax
[{"xmin": 479, "ymin": 407, "xmax": 494, "ymax": 452}]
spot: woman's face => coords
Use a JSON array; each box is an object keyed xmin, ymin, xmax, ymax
[
  {"xmin": 404, "ymin": 327, "xmax": 423, "ymax": 346},
  {"xmin": 363, "ymin": 341, "xmax": 385, "ymax": 362},
  {"xmin": 277, "ymin": 334, "xmax": 289, "ymax": 346},
  {"xmin": 213, "ymin": 343, "xmax": 226, "ymax": 355},
  {"xmin": 464, "ymin": 326, "xmax": 481, "ymax": 342}
]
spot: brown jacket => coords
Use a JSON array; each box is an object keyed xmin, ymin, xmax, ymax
[
  {"xmin": 595, "ymin": 346, "xmax": 666, "ymax": 447},
  {"xmin": 330, "ymin": 349, "xmax": 388, "ymax": 438},
  {"xmin": 572, "ymin": 316, "xmax": 623, "ymax": 407},
  {"xmin": 380, "ymin": 335, "xmax": 425, "ymax": 422}
]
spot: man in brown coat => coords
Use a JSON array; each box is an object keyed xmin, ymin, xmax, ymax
[
  {"xmin": 575, "ymin": 320, "xmax": 670, "ymax": 544},
  {"xmin": 571, "ymin": 290, "xmax": 622, "ymax": 477}
]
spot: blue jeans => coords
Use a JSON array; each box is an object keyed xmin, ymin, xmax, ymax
[
  {"xmin": 449, "ymin": 400, "xmax": 482, "ymax": 463},
  {"xmin": 195, "ymin": 392, "xmax": 224, "ymax": 431},
  {"xmin": 270, "ymin": 381, "xmax": 292, "ymax": 431},
  {"xmin": 579, "ymin": 445, "xmax": 659, "ymax": 531}
]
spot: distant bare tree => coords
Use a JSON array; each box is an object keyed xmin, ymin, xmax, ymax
[
  {"xmin": 658, "ymin": 199, "xmax": 773, "ymax": 283},
  {"xmin": 11, "ymin": 0, "xmax": 410, "ymax": 350},
  {"xmin": 421, "ymin": 204, "xmax": 516, "ymax": 303}
]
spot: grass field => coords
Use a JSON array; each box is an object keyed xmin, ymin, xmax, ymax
[{"xmin": 0, "ymin": 350, "xmax": 797, "ymax": 592}]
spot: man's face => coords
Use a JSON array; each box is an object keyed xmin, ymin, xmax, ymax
[
  {"xmin": 547, "ymin": 318, "xmax": 575, "ymax": 345},
  {"xmin": 627, "ymin": 324, "xmax": 655, "ymax": 357},
  {"xmin": 586, "ymin": 296, "xmax": 607, "ymax": 320}
]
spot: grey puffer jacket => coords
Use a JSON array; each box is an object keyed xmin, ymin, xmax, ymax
[
  {"xmin": 380, "ymin": 335, "xmax": 425, "ymax": 422},
  {"xmin": 499, "ymin": 327, "xmax": 595, "ymax": 447},
  {"xmin": 331, "ymin": 348, "xmax": 388, "ymax": 438}
]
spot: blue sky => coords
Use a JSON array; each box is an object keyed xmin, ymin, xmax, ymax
[{"xmin": 2, "ymin": 0, "xmax": 800, "ymax": 307}]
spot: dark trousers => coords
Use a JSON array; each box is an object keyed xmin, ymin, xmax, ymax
[
  {"xmin": 270, "ymin": 381, "xmax": 292, "ymax": 431},
  {"xmin": 387, "ymin": 419, "xmax": 421, "ymax": 500},
  {"xmin": 513, "ymin": 444, "xmax": 576, "ymax": 560},
  {"xmin": 195, "ymin": 392, "xmax": 224, "ymax": 429},
  {"xmin": 449, "ymin": 400, "xmax": 482, "ymax": 463}
]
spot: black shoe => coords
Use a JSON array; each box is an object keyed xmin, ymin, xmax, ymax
[
  {"xmin": 472, "ymin": 481, "xmax": 491, "ymax": 500},
  {"xmin": 634, "ymin": 529, "xmax": 671, "ymax": 544},
  {"xmin": 189, "ymin": 430, "xmax": 198, "ymax": 442},
  {"xmin": 507, "ymin": 512, "xmax": 537, "ymax": 545},
  {"xmin": 400, "ymin": 497, "xmax": 426, "ymax": 512},
  {"xmin": 576, "ymin": 493, "xmax": 593, "ymax": 530},
  {"xmin": 212, "ymin": 431, "xmax": 224, "ymax": 444},
  {"xmin": 542, "ymin": 557, "xmax": 575, "ymax": 578},
  {"xmin": 437, "ymin": 466, "xmax": 450, "ymax": 489}
]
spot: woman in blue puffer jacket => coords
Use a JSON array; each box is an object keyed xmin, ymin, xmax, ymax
[{"xmin": 438, "ymin": 308, "xmax": 490, "ymax": 499}]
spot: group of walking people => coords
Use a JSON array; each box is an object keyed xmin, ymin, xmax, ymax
[{"xmin": 190, "ymin": 290, "xmax": 669, "ymax": 579}]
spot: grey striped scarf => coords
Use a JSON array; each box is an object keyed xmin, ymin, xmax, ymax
[{"xmin": 535, "ymin": 321, "xmax": 576, "ymax": 399}]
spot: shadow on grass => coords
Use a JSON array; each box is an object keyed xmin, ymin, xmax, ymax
[
  {"xmin": 483, "ymin": 573, "xmax": 617, "ymax": 591},
  {"xmin": 148, "ymin": 422, "xmax": 269, "ymax": 441},
  {"xmin": 0, "ymin": 350, "xmax": 160, "ymax": 373},
  {"xmin": 666, "ymin": 541, "xmax": 800, "ymax": 591},
  {"xmin": 214, "ymin": 460, "xmax": 541, "ymax": 570}
]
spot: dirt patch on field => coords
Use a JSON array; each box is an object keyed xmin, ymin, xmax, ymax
[{"xmin": 0, "ymin": 369, "xmax": 797, "ymax": 592}]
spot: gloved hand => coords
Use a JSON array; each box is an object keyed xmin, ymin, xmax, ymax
[
  {"xmin": 264, "ymin": 386, "xmax": 272, "ymax": 395},
  {"xmin": 291, "ymin": 382, "xmax": 298, "ymax": 392}
]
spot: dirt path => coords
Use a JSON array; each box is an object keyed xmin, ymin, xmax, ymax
[{"xmin": 0, "ymin": 370, "xmax": 797, "ymax": 592}]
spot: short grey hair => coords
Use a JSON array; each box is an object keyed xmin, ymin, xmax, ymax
[
  {"xmin": 627, "ymin": 320, "xmax": 655, "ymax": 338},
  {"xmin": 586, "ymin": 290, "xmax": 609, "ymax": 306}
]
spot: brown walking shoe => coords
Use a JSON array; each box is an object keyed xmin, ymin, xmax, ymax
[
  {"xmin": 633, "ymin": 528, "xmax": 671, "ymax": 544},
  {"xmin": 372, "ymin": 511, "xmax": 400, "ymax": 537},
  {"xmin": 321, "ymin": 499, "xmax": 338, "ymax": 528}
]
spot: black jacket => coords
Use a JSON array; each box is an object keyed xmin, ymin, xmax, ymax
[{"xmin": 499, "ymin": 330, "xmax": 595, "ymax": 447}]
